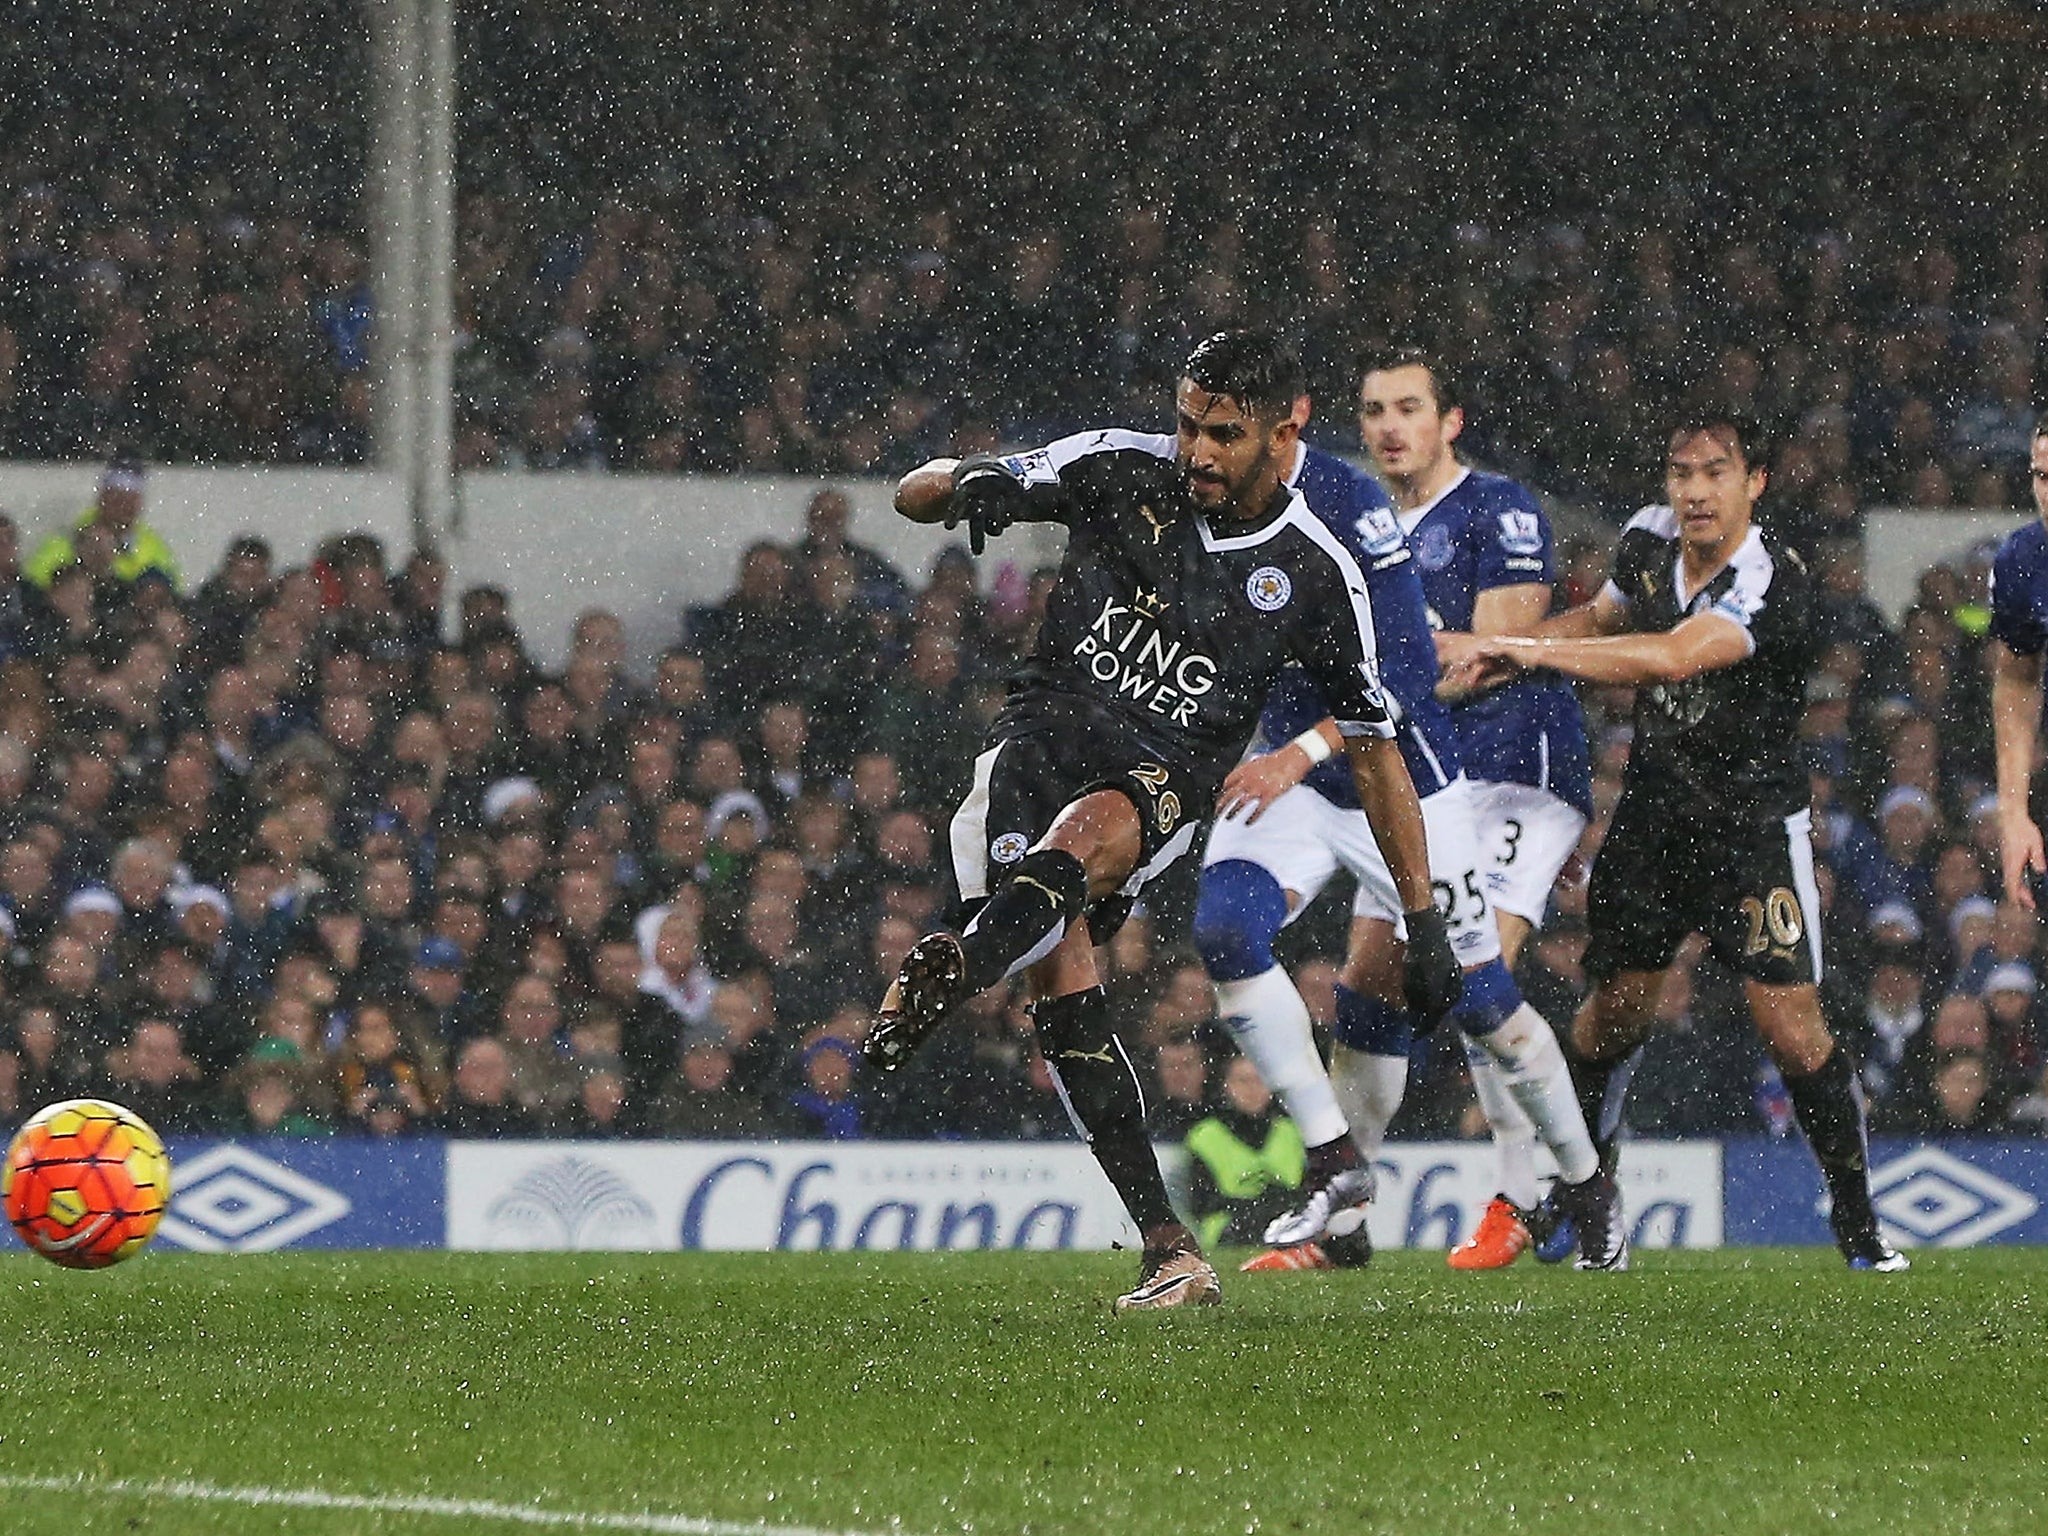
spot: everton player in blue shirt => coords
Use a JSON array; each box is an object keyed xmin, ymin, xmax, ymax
[
  {"xmin": 1360, "ymin": 348, "xmax": 1601, "ymax": 1267},
  {"xmin": 1991, "ymin": 416, "xmax": 2048, "ymax": 908},
  {"xmin": 1192, "ymin": 382, "xmax": 1618, "ymax": 1275}
]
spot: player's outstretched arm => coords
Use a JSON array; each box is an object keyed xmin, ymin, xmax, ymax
[
  {"xmin": 1437, "ymin": 586, "xmax": 1627, "ymax": 697},
  {"xmin": 895, "ymin": 459, "xmax": 962, "ymax": 524},
  {"xmin": 1992, "ymin": 639, "xmax": 2047, "ymax": 908},
  {"xmin": 896, "ymin": 453, "xmax": 1059, "ymax": 552},
  {"xmin": 1467, "ymin": 608, "xmax": 1751, "ymax": 689},
  {"xmin": 1215, "ymin": 720, "xmax": 1339, "ymax": 825},
  {"xmin": 1468, "ymin": 582, "xmax": 1557, "ymax": 639}
]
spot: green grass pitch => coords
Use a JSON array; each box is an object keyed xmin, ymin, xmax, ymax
[{"xmin": 0, "ymin": 1248, "xmax": 2041, "ymax": 1535}]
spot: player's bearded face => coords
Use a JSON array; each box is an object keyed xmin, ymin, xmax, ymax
[{"xmin": 1175, "ymin": 381, "xmax": 1283, "ymax": 519}]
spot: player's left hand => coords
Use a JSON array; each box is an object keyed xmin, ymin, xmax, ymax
[
  {"xmin": 1217, "ymin": 748, "xmax": 1312, "ymax": 823},
  {"xmin": 1401, "ymin": 905, "xmax": 1463, "ymax": 1031},
  {"xmin": 1436, "ymin": 632, "xmax": 1520, "ymax": 699}
]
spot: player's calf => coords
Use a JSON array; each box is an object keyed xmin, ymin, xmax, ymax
[{"xmin": 1035, "ymin": 986, "xmax": 1188, "ymax": 1263}]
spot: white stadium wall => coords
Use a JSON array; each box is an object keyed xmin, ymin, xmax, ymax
[
  {"xmin": 0, "ymin": 466, "xmax": 1065, "ymax": 669},
  {"xmin": 1865, "ymin": 505, "xmax": 2028, "ymax": 622},
  {"xmin": 3, "ymin": 461, "xmax": 2025, "ymax": 652}
]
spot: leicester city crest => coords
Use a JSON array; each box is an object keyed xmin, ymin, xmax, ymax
[
  {"xmin": 1246, "ymin": 566, "xmax": 1292, "ymax": 612},
  {"xmin": 990, "ymin": 831, "xmax": 1030, "ymax": 864}
]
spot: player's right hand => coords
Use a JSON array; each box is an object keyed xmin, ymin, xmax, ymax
[
  {"xmin": 2001, "ymin": 813, "xmax": 2046, "ymax": 909},
  {"xmin": 946, "ymin": 454, "xmax": 1028, "ymax": 554},
  {"xmin": 1217, "ymin": 749, "xmax": 1310, "ymax": 824},
  {"xmin": 1401, "ymin": 906, "xmax": 1463, "ymax": 1031}
]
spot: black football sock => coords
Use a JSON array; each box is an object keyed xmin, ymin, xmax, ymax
[
  {"xmin": 1305, "ymin": 1136, "xmax": 1362, "ymax": 1182},
  {"xmin": 1034, "ymin": 986, "xmax": 1181, "ymax": 1238},
  {"xmin": 1567, "ymin": 1037, "xmax": 1644, "ymax": 1166},
  {"xmin": 1784, "ymin": 1044, "xmax": 1876, "ymax": 1230},
  {"xmin": 959, "ymin": 849, "xmax": 1089, "ymax": 993}
]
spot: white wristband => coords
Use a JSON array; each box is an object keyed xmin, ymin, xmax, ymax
[{"xmin": 1289, "ymin": 728, "xmax": 1334, "ymax": 766}]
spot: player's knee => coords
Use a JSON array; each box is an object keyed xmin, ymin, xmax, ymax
[
  {"xmin": 1333, "ymin": 983, "xmax": 1412, "ymax": 1056},
  {"xmin": 1005, "ymin": 847, "xmax": 1089, "ymax": 916},
  {"xmin": 1577, "ymin": 980, "xmax": 1654, "ymax": 1061},
  {"xmin": 1192, "ymin": 859, "xmax": 1288, "ymax": 981},
  {"xmin": 1752, "ymin": 986, "xmax": 1832, "ymax": 1068},
  {"xmin": 1450, "ymin": 959, "xmax": 1523, "ymax": 1035}
]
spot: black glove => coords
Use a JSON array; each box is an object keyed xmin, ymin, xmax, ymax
[
  {"xmin": 1401, "ymin": 905, "xmax": 1463, "ymax": 1032},
  {"xmin": 946, "ymin": 453, "xmax": 1029, "ymax": 554}
]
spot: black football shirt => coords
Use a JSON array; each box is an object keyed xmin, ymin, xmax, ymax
[
  {"xmin": 989, "ymin": 429, "xmax": 1394, "ymax": 794},
  {"xmin": 1602, "ymin": 504, "xmax": 1818, "ymax": 825}
]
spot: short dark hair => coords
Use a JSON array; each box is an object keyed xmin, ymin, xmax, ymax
[
  {"xmin": 1668, "ymin": 409, "xmax": 1771, "ymax": 473},
  {"xmin": 1182, "ymin": 330, "xmax": 1304, "ymax": 422},
  {"xmin": 1357, "ymin": 344, "xmax": 1461, "ymax": 413}
]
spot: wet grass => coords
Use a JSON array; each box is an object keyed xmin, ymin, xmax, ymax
[{"xmin": 0, "ymin": 1248, "xmax": 2041, "ymax": 1534}]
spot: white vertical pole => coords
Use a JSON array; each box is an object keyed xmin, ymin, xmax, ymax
[
  {"xmin": 419, "ymin": 0, "xmax": 457, "ymax": 540},
  {"xmin": 370, "ymin": 0, "xmax": 424, "ymax": 539}
]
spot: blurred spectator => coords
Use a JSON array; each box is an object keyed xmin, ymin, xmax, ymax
[
  {"xmin": 25, "ymin": 448, "xmax": 179, "ymax": 590},
  {"xmin": 785, "ymin": 1033, "xmax": 868, "ymax": 1139},
  {"xmin": 435, "ymin": 1036, "xmax": 543, "ymax": 1136},
  {"xmin": 101, "ymin": 1016, "xmax": 211, "ymax": 1133},
  {"xmin": 334, "ymin": 999, "xmax": 437, "ymax": 1136},
  {"xmin": 1182, "ymin": 1056, "xmax": 1304, "ymax": 1248}
]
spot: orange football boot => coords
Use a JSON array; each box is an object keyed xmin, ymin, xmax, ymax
[
  {"xmin": 1239, "ymin": 1242, "xmax": 1332, "ymax": 1273},
  {"xmin": 1447, "ymin": 1195, "xmax": 1530, "ymax": 1270}
]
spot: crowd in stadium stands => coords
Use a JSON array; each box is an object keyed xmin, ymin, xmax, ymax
[
  {"xmin": 1, "ymin": 3, "xmax": 2044, "ymax": 1144},
  {"xmin": 8, "ymin": 165, "xmax": 2043, "ymax": 547},
  {"xmin": 6, "ymin": 7, "xmax": 2045, "ymax": 544},
  {"xmin": 0, "ymin": 454, "xmax": 2042, "ymax": 1146}
]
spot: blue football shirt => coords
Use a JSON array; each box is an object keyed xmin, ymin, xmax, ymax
[
  {"xmin": 1398, "ymin": 468, "xmax": 1593, "ymax": 817},
  {"xmin": 1253, "ymin": 444, "xmax": 1463, "ymax": 809},
  {"xmin": 1990, "ymin": 518, "xmax": 2048, "ymax": 658}
]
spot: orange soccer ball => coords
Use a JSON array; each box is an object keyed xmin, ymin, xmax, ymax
[{"xmin": 4, "ymin": 1099, "xmax": 172, "ymax": 1268}]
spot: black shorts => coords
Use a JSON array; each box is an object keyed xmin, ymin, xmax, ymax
[
  {"xmin": 947, "ymin": 724, "xmax": 1206, "ymax": 941},
  {"xmin": 1585, "ymin": 789, "xmax": 1823, "ymax": 986}
]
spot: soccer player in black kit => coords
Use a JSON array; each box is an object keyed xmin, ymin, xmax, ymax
[
  {"xmin": 1446, "ymin": 414, "xmax": 1905, "ymax": 1271},
  {"xmin": 865, "ymin": 332, "xmax": 1462, "ymax": 1310}
]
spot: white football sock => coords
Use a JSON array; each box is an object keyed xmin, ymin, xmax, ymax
[
  {"xmin": 1473, "ymin": 1004, "xmax": 1599, "ymax": 1185},
  {"xmin": 1328, "ymin": 1041, "xmax": 1410, "ymax": 1161},
  {"xmin": 1465, "ymin": 1041, "xmax": 1541, "ymax": 1209},
  {"xmin": 1215, "ymin": 967, "xmax": 1349, "ymax": 1148}
]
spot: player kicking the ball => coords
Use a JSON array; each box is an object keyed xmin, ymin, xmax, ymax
[
  {"xmin": 861, "ymin": 332, "xmax": 1462, "ymax": 1311},
  {"xmin": 1192, "ymin": 368, "xmax": 1620, "ymax": 1277},
  {"xmin": 1444, "ymin": 411, "xmax": 1905, "ymax": 1272}
]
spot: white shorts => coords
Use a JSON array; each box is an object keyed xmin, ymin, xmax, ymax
[
  {"xmin": 1202, "ymin": 775, "xmax": 1501, "ymax": 969},
  {"xmin": 1467, "ymin": 779, "xmax": 1590, "ymax": 925}
]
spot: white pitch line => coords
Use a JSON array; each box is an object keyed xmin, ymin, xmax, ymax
[{"xmin": 0, "ymin": 1474, "xmax": 902, "ymax": 1536}]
